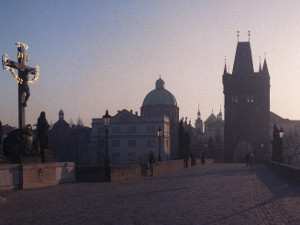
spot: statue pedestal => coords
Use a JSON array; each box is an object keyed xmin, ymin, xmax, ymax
[{"xmin": 0, "ymin": 149, "xmax": 9, "ymax": 164}]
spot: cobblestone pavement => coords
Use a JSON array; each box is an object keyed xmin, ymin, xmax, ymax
[{"xmin": 0, "ymin": 163, "xmax": 299, "ymax": 225}]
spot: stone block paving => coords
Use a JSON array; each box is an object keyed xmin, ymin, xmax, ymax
[{"xmin": 0, "ymin": 163, "xmax": 299, "ymax": 225}]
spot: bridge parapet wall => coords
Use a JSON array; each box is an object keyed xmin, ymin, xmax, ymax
[
  {"xmin": 110, "ymin": 158, "xmax": 214, "ymax": 182},
  {"xmin": 0, "ymin": 162, "xmax": 75, "ymax": 191},
  {"xmin": 263, "ymin": 160, "xmax": 300, "ymax": 183}
]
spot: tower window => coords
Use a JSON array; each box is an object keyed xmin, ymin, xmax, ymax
[
  {"xmin": 247, "ymin": 95, "xmax": 254, "ymax": 103},
  {"xmin": 231, "ymin": 95, "xmax": 238, "ymax": 102}
]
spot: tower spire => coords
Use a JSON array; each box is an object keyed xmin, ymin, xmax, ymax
[
  {"xmin": 237, "ymin": 31, "xmax": 240, "ymax": 42},
  {"xmin": 223, "ymin": 56, "xmax": 227, "ymax": 74},
  {"xmin": 217, "ymin": 104, "xmax": 223, "ymax": 121},
  {"xmin": 262, "ymin": 57, "xmax": 269, "ymax": 76},
  {"xmin": 259, "ymin": 56, "xmax": 262, "ymax": 72}
]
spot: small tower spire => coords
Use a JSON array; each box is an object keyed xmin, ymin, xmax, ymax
[
  {"xmin": 59, "ymin": 109, "xmax": 64, "ymax": 121},
  {"xmin": 217, "ymin": 104, "xmax": 223, "ymax": 121},
  {"xmin": 237, "ymin": 31, "xmax": 240, "ymax": 42},
  {"xmin": 262, "ymin": 57, "xmax": 269, "ymax": 76},
  {"xmin": 259, "ymin": 56, "xmax": 262, "ymax": 72},
  {"xmin": 223, "ymin": 56, "xmax": 227, "ymax": 74}
]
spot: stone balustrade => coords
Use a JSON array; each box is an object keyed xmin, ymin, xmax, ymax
[{"xmin": 0, "ymin": 162, "xmax": 75, "ymax": 190}]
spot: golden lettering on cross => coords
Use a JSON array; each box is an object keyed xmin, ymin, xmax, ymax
[{"xmin": 17, "ymin": 52, "xmax": 29, "ymax": 61}]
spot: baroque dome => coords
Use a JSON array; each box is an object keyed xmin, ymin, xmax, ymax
[{"xmin": 142, "ymin": 78, "xmax": 177, "ymax": 107}]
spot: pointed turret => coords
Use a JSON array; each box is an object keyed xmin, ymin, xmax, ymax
[
  {"xmin": 217, "ymin": 105, "xmax": 223, "ymax": 121},
  {"xmin": 223, "ymin": 57, "xmax": 227, "ymax": 75},
  {"xmin": 262, "ymin": 58, "xmax": 269, "ymax": 76},
  {"xmin": 223, "ymin": 63, "xmax": 227, "ymax": 75},
  {"xmin": 195, "ymin": 105, "xmax": 203, "ymax": 132},
  {"xmin": 232, "ymin": 42, "xmax": 254, "ymax": 76}
]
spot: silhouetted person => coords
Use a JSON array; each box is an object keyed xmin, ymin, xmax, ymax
[
  {"xmin": 201, "ymin": 150, "xmax": 206, "ymax": 165},
  {"xmin": 184, "ymin": 153, "xmax": 189, "ymax": 168},
  {"xmin": 249, "ymin": 153, "xmax": 255, "ymax": 173},
  {"xmin": 148, "ymin": 151, "xmax": 156, "ymax": 176},
  {"xmin": 37, "ymin": 111, "xmax": 49, "ymax": 163},
  {"xmin": 245, "ymin": 152, "xmax": 250, "ymax": 167}
]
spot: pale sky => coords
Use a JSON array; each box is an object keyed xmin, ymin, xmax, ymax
[{"xmin": 1, "ymin": 0, "xmax": 300, "ymax": 127}]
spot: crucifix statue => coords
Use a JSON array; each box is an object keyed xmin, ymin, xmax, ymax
[{"xmin": 2, "ymin": 42, "xmax": 40, "ymax": 129}]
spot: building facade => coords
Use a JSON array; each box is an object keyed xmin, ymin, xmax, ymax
[
  {"xmin": 223, "ymin": 39, "xmax": 270, "ymax": 162},
  {"xmin": 91, "ymin": 109, "xmax": 170, "ymax": 165}
]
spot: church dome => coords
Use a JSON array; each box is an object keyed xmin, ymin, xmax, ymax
[
  {"xmin": 205, "ymin": 112, "xmax": 217, "ymax": 124},
  {"xmin": 142, "ymin": 78, "xmax": 177, "ymax": 107}
]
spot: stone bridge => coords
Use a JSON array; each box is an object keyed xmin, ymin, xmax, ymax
[{"xmin": 0, "ymin": 163, "xmax": 299, "ymax": 225}]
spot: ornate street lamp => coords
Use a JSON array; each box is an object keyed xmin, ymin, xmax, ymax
[
  {"xmin": 103, "ymin": 110, "xmax": 111, "ymax": 181},
  {"xmin": 157, "ymin": 126, "xmax": 162, "ymax": 162},
  {"xmin": 279, "ymin": 127, "xmax": 284, "ymax": 163},
  {"xmin": 279, "ymin": 128, "xmax": 284, "ymax": 139}
]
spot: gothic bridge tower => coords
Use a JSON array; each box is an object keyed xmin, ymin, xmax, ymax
[{"xmin": 222, "ymin": 36, "xmax": 270, "ymax": 162}]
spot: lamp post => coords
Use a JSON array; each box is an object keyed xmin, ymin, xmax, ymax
[
  {"xmin": 260, "ymin": 143, "xmax": 264, "ymax": 160},
  {"xmin": 279, "ymin": 127, "xmax": 284, "ymax": 163},
  {"xmin": 157, "ymin": 126, "xmax": 162, "ymax": 162},
  {"xmin": 279, "ymin": 128, "xmax": 284, "ymax": 139},
  {"xmin": 103, "ymin": 110, "xmax": 111, "ymax": 181}
]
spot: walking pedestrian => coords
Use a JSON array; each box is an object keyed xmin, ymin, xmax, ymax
[
  {"xmin": 249, "ymin": 153, "xmax": 255, "ymax": 173},
  {"xmin": 148, "ymin": 151, "xmax": 156, "ymax": 176},
  {"xmin": 201, "ymin": 150, "xmax": 206, "ymax": 165},
  {"xmin": 245, "ymin": 152, "xmax": 250, "ymax": 167},
  {"xmin": 184, "ymin": 153, "xmax": 189, "ymax": 168}
]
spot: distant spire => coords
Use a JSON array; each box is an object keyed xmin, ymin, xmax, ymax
[
  {"xmin": 59, "ymin": 109, "xmax": 64, "ymax": 121},
  {"xmin": 223, "ymin": 56, "xmax": 227, "ymax": 74},
  {"xmin": 237, "ymin": 31, "xmax": 240, "ymax": 42},
  {"xmin": 259, "ymin": 56, "xmax": 262, "ymax": 72},
  {"xmin": 197, "ymin": 104, "xmax": 201, "ymax": 118},
  {"xmin": 217, "ymin": 104, "xmax": 223, "ymax": 121},
  {"xmin": 262, "ymin": 57, "xmax": 269, "ymax": 76},
  {"xmin": 248, "ymin": 30, "xmax": 250, "ymax": 42}
]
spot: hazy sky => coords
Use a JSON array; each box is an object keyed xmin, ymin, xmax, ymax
[{"xmin": 1, "ymin": 0, "xmax": 300, "ymax": 127}]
